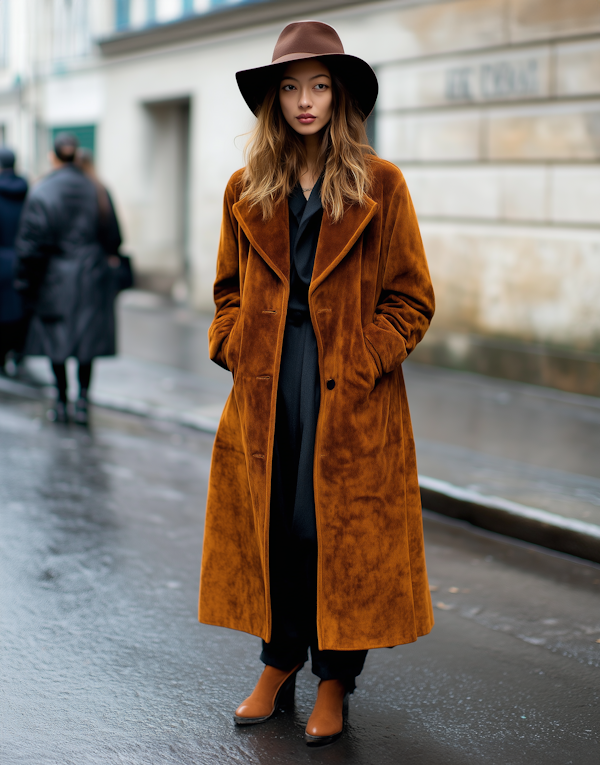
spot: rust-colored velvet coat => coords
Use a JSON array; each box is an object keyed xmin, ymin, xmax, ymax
[{"xmin": 199, "ymin": 156, "xmax": 435, "ymax": 651}]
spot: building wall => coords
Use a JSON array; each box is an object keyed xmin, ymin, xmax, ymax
[
  {"xmin": 2, "ymin": 0, "xmax": 599, "ymax": 383},
  {"xmin": 0, "ymin": 0, "xmax": 113, "ymax": 178},
  {"xmin": 369, "ymin": 0, "xmax": 600, "ymax": 355},
  {"xmin": 0, "ymin": 0, "xmax": 35, "ymax": 173},
  {"xmin": 98, "ymin": 34, "xmax": 258, "ymax": 294},
  {"xmin": 92, "ymin": 0, "xmax": 600, "ymax": 363}
]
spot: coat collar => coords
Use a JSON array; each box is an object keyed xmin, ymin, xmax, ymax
[
  {"xmin": 233, "ymin": 192, "xmax": 378, "ymax": 289},
  {"xmin": 310, "ymin": 196, "xmax": 378, "ymax": 295}
]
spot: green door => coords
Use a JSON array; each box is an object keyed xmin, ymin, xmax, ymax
[{"xmin": 50, "ymin": 125, "xmax": 96, "ymax": 155}]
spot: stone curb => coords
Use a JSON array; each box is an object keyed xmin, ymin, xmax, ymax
[
  {"xmin": 419, "ymin": 476, "xmax": 600, "ymax": 565},
  {"xmin": 0, "ymin": 377, "xmax": 224, "ymax": 433},
  {"xmin": 2, "ymin": 374, "xmax": 599, "ymax": 565},
  {"xmin": 91, "ymin": 392, "xmax": 222, "ymax": 433},
  {"xmin": 96, "ymin": 392, "xmax": 600, "ymax": 565}
]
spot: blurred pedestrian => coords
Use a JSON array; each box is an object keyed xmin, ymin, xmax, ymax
[
  {"xmin": 76, "ymin": 147, "xmax": 133, "ymax": 296},
  {"xmin": 16, "ymin": 133, "xmax": 118, "ymax": 425},
  {"xmin": 199, "ymin": 21, "xmax": 436, "ymax": 747},
  {"xmin": 76, "ymin": 147, "xmax": 123, "ymax": 267},
  {"xmin": 0, "ymin": 147, "xmax": 29, "ymax": 373}
]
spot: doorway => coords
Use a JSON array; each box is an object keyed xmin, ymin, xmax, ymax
[{"xmin": 141, "ymin": 97, "xmax": 191, "ymax": 298}]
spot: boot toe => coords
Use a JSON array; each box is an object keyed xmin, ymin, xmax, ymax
[
  {"xmin": 235, "ymin": 699, "xmax": 269, "ymax": 719},
  {"xmin": 234, "ymin": 700, "xmax": 250, "ymax": 718},
  {"xmin": 304, "ymin": 680, "xmax": 347, "ymax": 746},
  {"xmin": 234, "ymin": 664, "xmax": 301, "ymax": 725},
  {"xmin": 306, "ymin": 713, "xmax": 342, "ymax": 738}
]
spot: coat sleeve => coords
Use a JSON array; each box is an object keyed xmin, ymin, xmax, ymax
[
  {"xmin": 14, "ymin": 193, "xmax": 55, "ymax": 297},
  {"xmin": 363, "ymin": 171, "xmax": 435, "ymax": 377},
  {"xmin": 208, "ymin": 176, "xmax": 241, "ymax": 370}
]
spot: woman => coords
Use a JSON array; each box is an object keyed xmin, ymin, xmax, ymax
[{"xmin": 199, "ymin": 21, "xmax": 435, "ymax": 747}]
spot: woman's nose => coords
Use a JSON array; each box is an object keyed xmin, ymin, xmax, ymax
[{"xmin": 298, "ymin": 88, "xmax": 312, "ymax": 108}]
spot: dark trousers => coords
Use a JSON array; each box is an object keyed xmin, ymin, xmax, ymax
[
  {"xmin": 0, "ymin": 315, "xmax": 30, "ymax": 366},
  {"xmin": 261, "ymin": 314, "xmax": 368, "ymax": 691},
  {"xmin": 260, "ymin": 534, "xmax": 367, "ymax": 692},
  {"xmin": 51, "ymin": 360, "xmax": 93, "ymax": 402}
]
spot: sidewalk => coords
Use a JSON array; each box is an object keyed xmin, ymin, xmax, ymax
[{"xmin": 2, "ymin": 290, "xmax": 599, "ymax": 563}]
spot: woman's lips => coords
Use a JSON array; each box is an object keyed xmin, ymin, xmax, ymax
[{"xmin": 297, "ymin": 114, "xmax": 316, "ymax": 124}]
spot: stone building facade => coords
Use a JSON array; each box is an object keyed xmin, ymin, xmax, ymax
[{"xmin": 1, "ymin": 0, "xmax": 598, "ymax": 392}]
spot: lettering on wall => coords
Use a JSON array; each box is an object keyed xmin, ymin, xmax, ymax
[{"xmin": 446, "ymin": 59, "xmax": 540, "ymax": 102}]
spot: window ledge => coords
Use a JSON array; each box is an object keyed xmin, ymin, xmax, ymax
[{"xmin": 98, "ymin": 0, "xmax": 381, "ymax": 57}]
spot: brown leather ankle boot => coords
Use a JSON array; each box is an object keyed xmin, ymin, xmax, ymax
[
  {"xmin": 305, "ymin": 679, "xmax": 348, "ymax": 746},
  {"xmin": 234, "ymin": 664, "xmax": 302, "ymax": 725}
]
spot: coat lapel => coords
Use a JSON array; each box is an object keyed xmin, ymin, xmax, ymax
[
  {"xmin": 233, "ymin": 197, "xmax": 290, "ymax": 284},
  {"xmin": 233, "ymin": 192, "xmax": 379, "ymax": 290},
  {"xmin": 309, "ymin": 197, "xmax": 378, "ymax": 296}
]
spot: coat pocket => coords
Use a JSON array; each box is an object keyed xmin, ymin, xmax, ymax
[
  {"xmin": 361, "ymin": 331, "xmax": 382, "ymax": 389},
  {"xmin": 225, "ymin": 316, "xmax": 243, "ymax": 379}
]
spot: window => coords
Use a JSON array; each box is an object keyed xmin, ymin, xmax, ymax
[
  {"xmin": 52, "ymin": 0, "xmax": 90, "ymax": 64},
  {"xmin": 146, "ymin": 0, "xmax": 156, "ymax": 23},
  {"xmin": 115, "ymin": 0, "xmax": 130, "ymax": 31}
]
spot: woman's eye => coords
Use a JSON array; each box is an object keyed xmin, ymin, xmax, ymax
[
  {"xmin": 314, "ymin": 83, "xmax": 328, "ymax": 91},
  {"xmin": 282, "ymin": 84, "xmax": 295, "ymax": 91}
]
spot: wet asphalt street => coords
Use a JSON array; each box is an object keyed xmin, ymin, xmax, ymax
[{"xmin": 1, "ymin": 390, "xmax": 599, "ymax": 765}]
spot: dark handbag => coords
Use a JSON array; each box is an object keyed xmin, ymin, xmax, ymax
[{"xmin": 108, "ymin": 253, "xmax": 134, "ymax": 293}]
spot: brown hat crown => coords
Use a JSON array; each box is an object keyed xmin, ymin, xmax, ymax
[{"xmin": 272, "ymin": 21, "xmax": 345, "ymax": 63}]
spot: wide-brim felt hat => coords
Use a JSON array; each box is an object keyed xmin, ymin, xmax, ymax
[{"xmin": 236, "ymin": 20, "xmax": 378, "ymax": 120}]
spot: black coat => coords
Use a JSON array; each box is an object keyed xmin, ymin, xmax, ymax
[
  {"xmin": 0, "ymin": 170, "xmax": 28, "ymax": 324},
  {"xmin": 16, "ymin": 165, "xmax": 118, "ymax": 363}
]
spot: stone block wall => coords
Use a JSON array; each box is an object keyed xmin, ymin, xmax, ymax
[
  {"xmin": 74, "ymin": 0, "xmax": 599, "ymax": 392},
  {"xmin": 364, "ymin": 0, "xmax": 600, "ymax": 390}
]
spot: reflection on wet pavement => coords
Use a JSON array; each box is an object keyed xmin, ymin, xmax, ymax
[{"xmin": 1, "ymin": 393, "xmax": 599, "ymax": 764}]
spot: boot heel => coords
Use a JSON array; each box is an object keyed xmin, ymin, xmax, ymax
[{"xmin": 277, "ymin": 673, "xmax": 296, "ymax": 711}]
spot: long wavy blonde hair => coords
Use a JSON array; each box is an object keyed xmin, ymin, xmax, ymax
[{"xmin": 240, "ymin": 68, "xmax": 375, "ymax": 222}]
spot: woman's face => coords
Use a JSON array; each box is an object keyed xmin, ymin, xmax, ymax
[{"xmin": 279, "ymin": 59, "xmax": 333, "ymax": 137}]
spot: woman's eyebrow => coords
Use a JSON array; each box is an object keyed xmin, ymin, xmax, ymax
[{"xmin": 281, "ymin": 74, "xmax": 331, "ymax": 82}]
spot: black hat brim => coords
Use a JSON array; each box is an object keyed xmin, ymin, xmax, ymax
[{"xmin": 236, "ymin": 53, "xmax": 378, "ymax": 121}]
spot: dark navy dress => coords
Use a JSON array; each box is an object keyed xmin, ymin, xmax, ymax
[{"xmin": 261, "ymin": 179, "xmax": 367, "ymax": 687}]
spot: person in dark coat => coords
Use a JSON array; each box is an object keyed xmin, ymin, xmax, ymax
[
  {"xmin": 0, "ymin": 147, "xmax": 29, "ymax": 372},
  {"xmin": 16, "ymin": 133, "xmax": 118, "ymax": 424}
]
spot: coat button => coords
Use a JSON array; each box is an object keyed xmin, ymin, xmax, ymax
[{"xmin": 326, "ymin": 379, "xmax": 335, "ymax": 390}]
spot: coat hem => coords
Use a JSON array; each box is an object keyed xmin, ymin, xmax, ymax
[
  {"xmin": 198, "ymin": 615, "xmax": 434, "ymax": 651},
  {"xmin": 198, "ymin": 615, "xmax": 267, "ymax": 642},
  {"xmin": 316, "ymin": 625, "xmax": 434, "ymax": 652}
]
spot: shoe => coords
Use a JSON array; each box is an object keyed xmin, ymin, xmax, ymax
[
  {"xmin": 305, "ymin": 679, "xmax": 348, "ymax": 747},
  {"xmin": 234, "ymin": 663, "xmax": 302, "ymax": 725},
  {"xmin": 74, "ymin": 397, "xmax": 89, "ymax": 426},
  {"xmin": 47, "ymin": 400, "xmax": 69, "ymax": 424}
]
